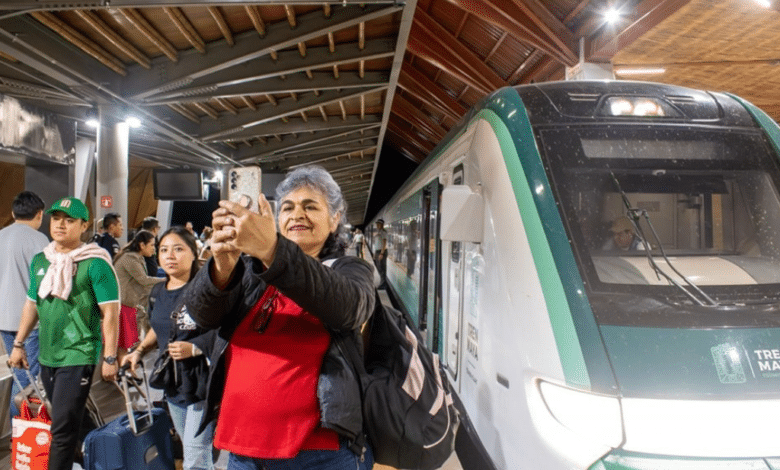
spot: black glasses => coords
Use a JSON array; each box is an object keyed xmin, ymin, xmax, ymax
[{"xmin": 253, "ymin": 289, "xmax": 278, "ymax": 334}]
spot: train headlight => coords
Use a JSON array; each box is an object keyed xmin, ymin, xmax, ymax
[
  {"xmin": 601, "ymin": 96, "xmax": 678, "ymax": 117},
  {"xmin": 538, "ymin": 380, "xmax": 624, "ymax": 446}
]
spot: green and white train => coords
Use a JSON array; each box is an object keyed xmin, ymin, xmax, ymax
[{"xmin": 368, "ymin": 80, "xmax": 780, "ymax": 469}]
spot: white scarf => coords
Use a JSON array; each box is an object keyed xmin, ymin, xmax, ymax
[{"xmin": 38, "ymin": 242, "xmax": 117, "ymax": 300}]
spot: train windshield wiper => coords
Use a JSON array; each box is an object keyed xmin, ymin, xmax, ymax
[{"xmin": 609, "ymin": 172, "xmax": 719, "ymax": 307}]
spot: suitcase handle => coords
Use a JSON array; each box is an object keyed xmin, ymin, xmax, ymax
[
  {"xmin": 10, "ymin": 367, "xmax": 52, "ymax": 416},
  {"xmin": 118, "ymin": 363, "xmax": 154, "ymax": 435}
]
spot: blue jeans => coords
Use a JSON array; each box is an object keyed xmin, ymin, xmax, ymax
[
  {"xmin": 1, "ymin": 329, "xmax": 40, "ymax": 420},
  {"xmin": 226, "ymin": 441, "xmax": 373, "ymax": 470},
  {"xmin": 168, "ymin": 400, "xmax": 215, "ymax": 470}
]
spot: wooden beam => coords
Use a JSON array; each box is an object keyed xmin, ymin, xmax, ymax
[
  {"xmin": 120, "ymin": 8, "xmax": 178, "ymax": 62},
  {"xmin": 399, "ymin": 67, "xmax": 467, "ymax": 121},
  {"xmin": 407, "ymin": 32, "xmax": 489, "ymax": 94},
  {"xmin": 389, "ymin": 114, "xmax": 438, "ymax": 148},
  {"xmin": 208, "ymin": 7, "xmax": 234, "ymax": 46},
  {"xmin": 167, "ymin": 103, "xmax": 199, "ymax": 123},
  {"xmin": 443, "ymin": 0, "xmax": 576, "ymax": 66},
  {"xmin": 285, "ymin": 6, "xmax": 297, "ymax": 28},
  {"xmin": 385, "ymin": 126, "xmax": 429, "ymax": 162},
  {"xmin": 165, "ymin": 7, "xmax": 206, "ymax": 53},
  {"xmin": 30, "ymin": 11, "xmax": 126, "ymax": 75},
  {"xmin": 75, "ymin": 10, "xmax": 151, "ymax": 69},
  {"xmin": 245, "ymin": 5, "xmax": 266, "ymax": 36},
  {"xmin": 410, "ymin": 8, "xmax": 505, "ymax": 92},
  {"xmin": 520, "ymin": 54, "xmax": 562, "ymax": 83},
  {"xmin": 501, "ymin": 0, "xmax": 577, "ymax": 63},
  {"xmin": 393, "ymin": 94, "xmax": 448, "ymax": 142},
  {"xmin": 564, "ymin": 0, "xmax": 594, "ymax": 24},
  {"xmin": 193, "ymin": 102, "xmax": 219, "ymax": 119}
]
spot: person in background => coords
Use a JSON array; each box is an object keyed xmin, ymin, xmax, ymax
[
  {"xmin": 185, "ymin": 165, "xmax": 375, "ymax": 470},
  {"xmin": 198, "ymin": 226, "xmax": 214, "ymax": 267},
  {"xmin": 97, "ymin": 212, "xmax": 123, "ymax": 258},
  {"xmin": 186, "ymin": 221, "xmax": 204, "ymax": 253},
  {"xmin": 113, "ymin": 230, "xmax": 165, "ymax": 360},
  {"xmin": 185, "ymin": 221, "xmax": 199, "ymax": 239},
  {"xmin": 123, "ymin": 226, "xmax": 216, "ymax": 470},
  {"xmin": 140, "ymin": 216, "xmax": 162, "ymax": 334},
  {"xmin": 0, "ymin": 191, "xmax": 49, "ymax": 420},
  {"xmin": 141, "ymin": 216, "xmax": 161, "ymax": 275},
  {"xmin": 372, "ymin": 219, "xmax": 388, "ymax": 288},
  {"xmin": 352, "ymin": 228, "xmax": 365, "ymax": 259},
  {"xmin": 9, "ymin": 197, "xmax": 119, "ymax": 470},
  {"xmin": 90, "ymin": 217, "xmax": 104, "ymax": 243}
]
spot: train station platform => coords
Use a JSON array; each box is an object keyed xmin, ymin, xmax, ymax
[{"xmin": 0, "ymin": 247, "xmax": 463, "ymax": 470}]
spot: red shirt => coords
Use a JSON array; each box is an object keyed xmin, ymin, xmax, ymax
[{"xmin": 214, "ymin": 286, "xmax": 339, "ymax": 458}]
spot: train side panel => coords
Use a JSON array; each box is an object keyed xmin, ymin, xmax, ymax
[{"xmin": 452, "ymin": 115, "xmax": 617, "ymax": 468}]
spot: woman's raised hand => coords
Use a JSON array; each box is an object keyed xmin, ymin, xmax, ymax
[
  {"xmin": 210, "ymin": 203, "xmax": 243, "ymax": 287},
  {"xmin": 214, "ymin": 194, "xmax": 278, "ymax": 267}
]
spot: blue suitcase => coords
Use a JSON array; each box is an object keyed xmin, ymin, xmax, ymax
[{"xmin": 82, "ymin": 368, "xmax": 176, "ymax": 470}]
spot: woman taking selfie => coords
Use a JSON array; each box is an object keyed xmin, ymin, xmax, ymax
[
  {"xmin": 185, "ymin": 166, "xmax": 375, "ymax": 470},
  {"xmin": 122, "ymin": 226, "xmax": 216, "ymax": 470}
]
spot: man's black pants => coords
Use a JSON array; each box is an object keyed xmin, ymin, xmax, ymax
[
  {"xmin": 374, "ymin": 249, "xmax": 387, "ymax": 287},
  {"xmin": 40, "ymin": 364, "xmax": 95, "ymax": 470}
]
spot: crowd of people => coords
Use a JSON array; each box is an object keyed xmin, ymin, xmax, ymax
[{"xmin": 1, "ymin": 164, "xmax": 387, "ymax": 470}]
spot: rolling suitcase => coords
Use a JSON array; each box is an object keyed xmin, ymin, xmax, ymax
[{"xmin": 82, "ymin": 366, "xmax": 176, "ymax": 470}]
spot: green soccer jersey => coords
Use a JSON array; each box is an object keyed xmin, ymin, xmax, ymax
[{"xmin": 27, "ymin": 252, "xmax": 120, "ymax": 367}]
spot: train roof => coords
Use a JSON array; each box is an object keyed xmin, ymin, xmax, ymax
[
  {"xmin": 515, "ymin": 80, "xmax": 757, "ymax": 127},
  {"xmin": 371, "ymin": 80, "xmax": 771, "ymax": 224}
]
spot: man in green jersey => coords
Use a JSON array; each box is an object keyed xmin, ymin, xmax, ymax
[{"xmin": 8, "ymin": 196, "xmax": 120, "ymax": 470}]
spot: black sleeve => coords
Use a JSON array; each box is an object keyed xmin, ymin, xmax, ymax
[
  {"xmin": 259, "ymin": 237, "xmax": 375, "ymax": 332},
  {"xmin": 184, "ymin": 257, "xmax": 249, "ymax": 330},
  {"xmin": 189, "ymin": 328, "xmax": 218, "ymax": 358}
]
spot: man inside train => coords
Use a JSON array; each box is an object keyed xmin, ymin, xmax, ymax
[{"xmin": 602, "ymin": 216, "xmax": 644, "ymax": 251}]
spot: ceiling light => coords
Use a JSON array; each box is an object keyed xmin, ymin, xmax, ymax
[
  {"xmin": 85, "ymin": 108, "xmax": 98, "ymax": 128},
  {"xmin": 125, "ymin": 116, "xmax": 141, "ymax": 128},
  {"xmin": 615, "ymin": 67, "xmax": 666, "ymax": 76},
  {"xmin": 753, "ymin": 0, "xmax": 771, "ymax": 7},
  {"xmin": 604, "ymin": 8, "xmax": 621, "ymax": 24}
]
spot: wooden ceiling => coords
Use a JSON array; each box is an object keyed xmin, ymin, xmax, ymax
[
  {"xmin": 0, "ymin": 0, "xmax": 774, "ymax": 223},
  {"xmin": 613, "ymin": 0, "xmax": 780, "ymax": 122}
]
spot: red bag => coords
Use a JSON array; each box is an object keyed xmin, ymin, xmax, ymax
[{"xmin": 11, "ymin": 399, "xmax": 52, "ymax": 470}]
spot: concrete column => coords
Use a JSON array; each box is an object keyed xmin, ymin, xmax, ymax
[
  {"xmin": 95, "ymin": 106, "xmax": 129, "ymax": 244},
  {"xmin": 74, "ymin": 137, "xmax": 95, "ymax": 203}
]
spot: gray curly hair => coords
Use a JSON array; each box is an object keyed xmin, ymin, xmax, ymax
[{"xmin": 275, "ymin": 165, "xmax": 347, "ymax": 226}]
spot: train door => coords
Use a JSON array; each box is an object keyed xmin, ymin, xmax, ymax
[
  {"xmin": 444, "ymin": 164, "xmax": 465, "ymax": 380},
  {"xmin": 420, "ymin": 180, "xmax": 443, "ymax": 354}
]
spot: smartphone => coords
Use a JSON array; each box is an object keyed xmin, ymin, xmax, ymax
[{"xmin": 227, "ymin": 167, "xmax": 262, "ymax": 213}]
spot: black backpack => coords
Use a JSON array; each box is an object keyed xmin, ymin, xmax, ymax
[{"xmin": 338, "ymin": 291, "xmax": 460, "ymax": 469}]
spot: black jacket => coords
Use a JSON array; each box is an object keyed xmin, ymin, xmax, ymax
[
  {"xmin": 184, "ymin": 235, "xmax": 375, "ymax": 448},
  {"xmin": 97, "ymin": 233, "xmax": 120, "ymax": 258}
]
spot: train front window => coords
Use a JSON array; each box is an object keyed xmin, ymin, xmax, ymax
[{"xmin": 540, "ymin": 126, "xmax": 780, "ymax": 295}]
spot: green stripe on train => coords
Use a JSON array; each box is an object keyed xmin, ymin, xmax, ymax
[{"xmin": 472, "ymin": 102, "xmax": 590, "ymax": 388}]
